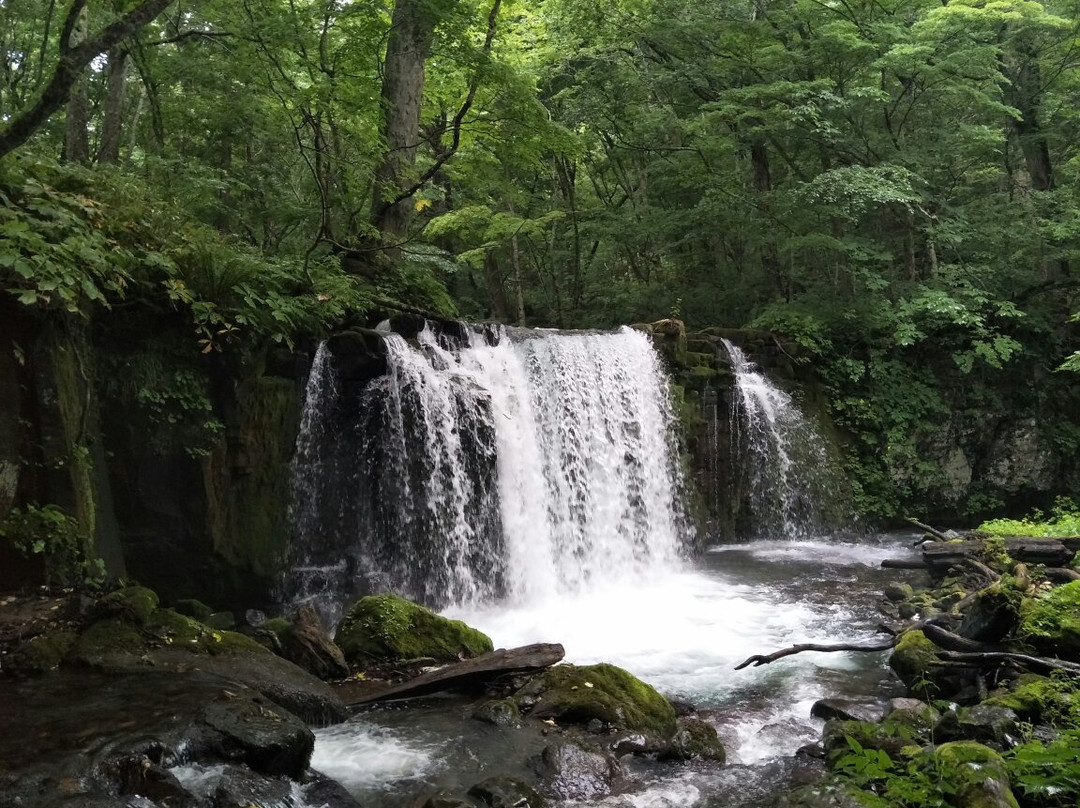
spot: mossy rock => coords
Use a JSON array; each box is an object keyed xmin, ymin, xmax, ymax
[
  {"xmin": 888, "ymin": 629, "xmax": 943, "ymax": 696},
  {"xmin": 822, "ymin": 718, "xmax": 927, "ymax": 766},
  {"xmin": 959, "ymin": 581, "xmax": 1023, "ymax": 642},
  {"xmin": 1019, "ymin": 580, "xmax": 1080, "ymax": 660},
  {"xmin": 97, "ymin": 586, "xmax": 160, "ymax": 624},
  {"xmin": 334, "ymin": 594, "xmax": 493, "ymax": 664},
  {"xmin": 173, "ymin": 598, "xmax": 215, "ymax": 623},
  {"xmin": 70, "ymin": 618, "xmax": 147, "ymax": 663},
  {"xmin": 984, "ymin": 674, "xmax": 1080, "ymax": 727},
  {"xmin": 516, "ymin": 663, "xmax": 677, "ymax": 739},
  {"xmin": 660, "ymin": 717, "xmax": 726, "ymax": 762},
  {"xmin": 8, "ymin": 630, "xmax": 77, "ymax": 675},
  {"xmin": 927, "ymin": 742, "xmax": 1019, "ymax": 808}
]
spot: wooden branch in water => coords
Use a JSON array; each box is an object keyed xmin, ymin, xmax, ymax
[
  {"xmin": 734, "ymin": 638, "xmax": 897, "ymax": 670},
  {"xmin": 904, "ymin": 517, "xmax": 950, "ymax": 542}
]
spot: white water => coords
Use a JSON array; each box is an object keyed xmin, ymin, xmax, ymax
[{"xmin": 721, "ymin": 339, "xmax": 844, "ymax": 538}]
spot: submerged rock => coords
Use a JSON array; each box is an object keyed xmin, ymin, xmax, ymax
[
  {"xmin": 335, "ymin": 594, "xmax": 493, "ymax": 664},
  {"xmin": 659, "ymin": 716, "xmax": 727, "ymax": 762}
]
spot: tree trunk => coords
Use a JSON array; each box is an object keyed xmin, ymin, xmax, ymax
[
  {"xmin": 64, "ymin": 6, "xmax": 90, "ymax": 164},
  {"xmin": 97, "ymin": 46, "xmax": 128, "ymax": 164},
  {"xmin": 370, "ymin": 0, "xmax": 447, "ymax": 255}
]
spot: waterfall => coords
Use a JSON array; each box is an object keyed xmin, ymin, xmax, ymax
[
  {"xmin": 721, "ymin": 338, "xmax": 846, "ymax": 538},
  {"xmin": 284, "ymin": 325, "xmax": 690, "ymax": 618}
]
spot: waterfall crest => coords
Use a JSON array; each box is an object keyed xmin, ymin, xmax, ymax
[
  {"xmin": 285, "ymin": 325, "xmax": 690, "ymax": 618},
  {"xmin": 722, "ymin": 338, "xmax": 848, "ymax": 538}
]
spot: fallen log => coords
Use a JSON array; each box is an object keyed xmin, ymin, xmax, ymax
[
  {"xmin": 905, "ymin": 517, "xmax": 951, "ymax": 542},
  {"xmin": 921, "ymin": 537, "xmax": 1078, "ymax": 574},
  {"xmin": 337, "ymin": 643, "xmax": 565, "ymax": 706},
  {"xmin": 921, "ymin": 623, "xmax": 992, "ymax": 653},
  {"xmin": 881, "ymin": 558, "xmax": 928, "ymax": 570},
  {"xmin": 935, "ymin": 650, "xmax": 1080, "ymax": 678},
  {"xmin": 734, "ymin": 638, "xmax": 897, "ymax": 670}
]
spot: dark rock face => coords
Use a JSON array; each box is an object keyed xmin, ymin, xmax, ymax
[
  {"xmin": 0, "ymin": 671, "xmax": 313, "ymax": 808},
  {"xmin": 468, "ymin": 776, "xmax": 547, "ymax": 808},
  {"xmin": 280, "ymin": 602, "xmax": 350, "ymax": 681},
  {"xmin": 810, "ymin": 699, "xmax": 887, "ymax": 724},
  {"xmin": 538, "ymin": 741, "xmax": 621, "ymax": 801}
]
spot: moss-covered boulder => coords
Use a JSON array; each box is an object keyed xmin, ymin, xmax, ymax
[
  {"xmin": 983, "ymin": 673, "xmax": 1080, "ymax": 727},
  {"xmin": 515, "ymin": 663, "xmax": 677, "ymax": 739},
  {"xmin": 95, "ymin": 586, "xmax": 159, "ymax": 624},
  {"xmin": 959, "ymin": 580, "xmax": 1023, "ymax": 642},
  {"xmin": 1019, "ymin": 580, "xmax": 1080, "ymax": 660},
  {"xmin": 6, "ymin": 630, "xmax": 76, "ymax": 675},
  {"xmin": 173, "ymin": 598, "xmax": 214, "ymax": 623},
  {"xmin": 928, "ymin": 742, "xmax": 1019, "ymax": 808},
  {"xmin": 334, "ymin": 594, "xmax": 493, "ymax": 664},
  {"xmin": 888, "ymin": 629, "xmax": 943, "ymax": 696}
]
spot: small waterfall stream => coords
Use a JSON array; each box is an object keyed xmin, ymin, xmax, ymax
[{"xmin": 721, "ymin": 339, "xmax": 848, "ymax": 538}]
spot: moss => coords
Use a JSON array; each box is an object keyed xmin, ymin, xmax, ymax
[
  {"xmin": 1019, "ymin": 580, "xmax": 1080, "ymax": 660},
  {"xmin": 263, "ymin": 617, "xmax": 293, "ymax": 637},
  {"xmin": 888, "ymin": 629, "xmax": 941, "ymax": 696},
  {"xmin": 517, "ymin": 663, "xmax": 677, "ymax": 739},
  {"xmin": 334, "ymin": 594, "xmax": 493, "ymax": 664},
  {"xmin": 99, "ymin": 586, "xmax": 159, "ymax": 624},
  {"xmin": 72, "ymin": 618, "xmax": 146, "ymax": 660},
  {"xmin": 929, "ymin": 742, "xmax": 1019, "ymax": 808},
  {"xmin": 173, "ymin": 598, "xmax": 214, "ymax": 623},
  {"xmin": 823, "ymin": 718, "xmax": 927, "ymax": 766},
  {"xmin": 145, "ymin": 608, "xmax": 268, "ymax": 655},
  {"xmin": 984, "ymin": 674, "xmax": 1080, "ymax": 727},
  {"xmin": 9, "ymin": 630, "xmax": 76, "ymax": 674},
  {"xmin": 661, "ymin": 717, "xmax": 726, "ymax": 763}
]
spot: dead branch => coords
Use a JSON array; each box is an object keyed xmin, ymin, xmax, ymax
[
  {"xmin": 734, "ymin": 638, "xmax": 897, "ymax": 670},
  {"xmin": 905, "ymin": 517, "xmax": 950, "ymax": 542},
  {"xmin": 936, "ymin": 650, "xmax": 1080, "ymax": 677}
]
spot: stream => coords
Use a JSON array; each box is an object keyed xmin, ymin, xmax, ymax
[{"xmin": 310, "ymin": 532, "xmax": 922, "ymax": 808}]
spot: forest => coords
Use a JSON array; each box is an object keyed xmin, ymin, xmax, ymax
[{"xmin": 3, "ymin": 0, "xmax": 1080, "ymax": 527}]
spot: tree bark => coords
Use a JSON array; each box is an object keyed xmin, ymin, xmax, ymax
[
  {"xmin": 63, "ymin": 6, "xmax": 90, "ymax": 164},
  {"xmin": 97, "ymin": 46, "xmax": 129, "ymax": 164},
  {"xmin": 0, "ymin": 0, "xmax": 176, "ymax": 160}
]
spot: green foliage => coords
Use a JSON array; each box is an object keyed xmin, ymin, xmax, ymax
[
  {"xmin": 979, "ymin": 499, "xmax": 1080, "ymax": 538},
  {"xmin": 1006, "ymin": 729, "xmax": 1080, "ymax": 807},
  {"xmin": 0, "ymin": 503, "xmax": 85, "ymax": 586},
  {"xmin": 830, "ymin": 737, "xmax": 961, "ymax": 808}
]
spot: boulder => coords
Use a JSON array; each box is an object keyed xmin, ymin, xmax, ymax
[
  {"xmin": 958, "ymin": 581, "xmax": 1022, "ymax": 642},
  {"xmin": 280, "ymin": 603, "xmax": 349, "ymax": 680},
  {"xmin": 811, "ymin": 699, "xmax": 886, "ymax": 724},
  {"xmin": 473, "ymin": 698, "xmax": 523, "ymax": 728},
  {"xmin": 928, "ymin": 742, "xmax": 1019, "ymax": 808},
  {"xmin": 538, "ymin": 741, "xmax": 621, "ymax": 801},
  {"xmin": 335, "ymin": 594, "xmax": 493, "ymax": 664},
  {"xmin": 515, "ymin": 663, "xmax": 677, "ymax": 740},
  {"xmin": 468, "ymin": 777, "xmax": 546, "ymax": 808},
  {"xmin": 659, "ymin": 717, "xmax": 726, "ymax": 762},
  {"xmin": 935, "ymin": 705, "xmax": 1018, "ymax": 748}
]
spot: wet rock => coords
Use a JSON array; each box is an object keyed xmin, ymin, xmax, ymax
[
  {"xmin": 335, "ymin": 594, "xmax": 493, "ymax": 665},
  {"xmin": 279, "ymin": 603, "xmax": 349, "ymax": 680},
  {"xmin": 473, "ymin": 698, "xmax": 523, "ymax": 728},
  {"xmin": 300, "ymin": 771, "xmax": 366, "ymax": 808},
  {"xmin": 468, "ymin": 776, "xmax": 546, "ymax": 808},
  {"xmin": 795, "ymin": 743, "xmax": 825, "ymax": 760},
  {"xmin": 107, "ymin": 756, "xmax": 197, "ymax": 807},
  {"xmin": 935, "ymin": 705, "xmax": 1018, "ymax": 748},
  {"xmin": 889, "ymin": 629, "xmax": 956, "ymax": 697},
  {"xmin": 538, "ymin": 740, "xmax": 621, "ymax": 800},
  {"xmin": 610, "ymin": 733, "xmax": 652, "ymax": 756},
  {"xmin": 419, "ymin": 791, "xmax": 479, "ymax": 808},
  {"xmin": 884, "ymin": 582, "xmax": 914, "ymax": 602},
  {"xmin": 958, "ymin": 582, "xmax": 1022, "ymax": 642},
  {"xmin": 201, "ymin": 697, "xmax": 314, "ymax": 778},
  {"xmin": 659, "ymin": 717, "xmax": 726, "ymax": 763},
  {"xmin": 884, "ymin": 698, "xmax": 940, "ymax": 733},
  {"xmin": 515, "ymin": 663, "xmax": 676, "ymax": 740},
  {"xmin": 810, "ymin": 699, "xmax": 886, "ymax": 724}
]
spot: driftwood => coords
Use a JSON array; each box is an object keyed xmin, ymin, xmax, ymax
[
  {"xmin": 905, "ymin": 517, "xmax": 950, "ymax": 542},
  {"xmin": 338, "ymin": 643, "xmax": 565, "ymax": 706},
  {"xmin": 921, "ymin": 622, "xmax": 991, "ymax": 653},
  {"xmin": 935, "ymin": 650, "xmax": 1080, "ymax": 678},
  {"xmin": 734, "ymin": 638, "xmax": 897, "ymax": 670}
]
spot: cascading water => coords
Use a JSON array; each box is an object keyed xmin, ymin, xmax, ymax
[
  {"xmin": 721, "ymin": 338, "xmax": 847, "ymax": 538},
  {"xmin": 284, "ymin": 324, "xmax": 689, "ymax": 619}
]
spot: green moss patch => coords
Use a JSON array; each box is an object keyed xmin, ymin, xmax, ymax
[
  {"xmin": 517, "ymin": 663, "xmax": 677, "ymax": 739},
  {"xmin": 888, "ymin": 630, "xmax": 942, "ymax": 696},
  {"xmin": 1019, "ymin": 581, "xmax": 1080, "ymax": 660},
  {"xmin": 334, "ymin": 594, "xmax": 493, "ymax": 664},
  {"xmin": 985, "ymin": 674, "xmax": 1080, "ymax": 728},
  {"xmin": 97, "ymin": 586, "xmax": 160, "ymax": 624}
]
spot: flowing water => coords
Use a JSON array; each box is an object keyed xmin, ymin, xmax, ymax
[
  {"xmin": 284, "ymin": 325, "xmax": 917, "ymax": 808},
  {"xmin": 721, "ymin": 339, "xmax": 848, "ymax": 539}
]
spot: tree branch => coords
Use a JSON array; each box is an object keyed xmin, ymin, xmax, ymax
[
  {"xmin": 734, "ymin": 638, "xmax": 897, "ymax": 670},
  {"xmin": 0, "ymin": 0, "xmax": 176, "ymax": 159}
]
